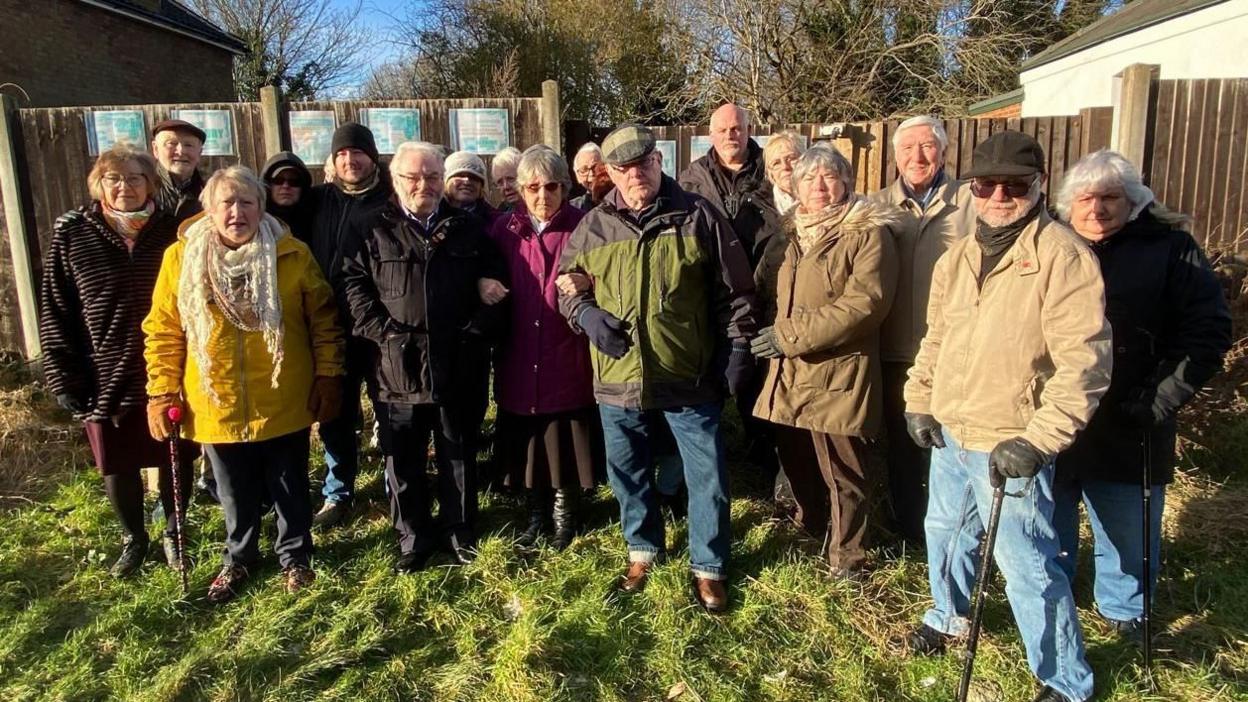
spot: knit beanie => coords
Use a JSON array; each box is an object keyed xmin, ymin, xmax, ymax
[
  {"xmin": 331, "ymin": 123, "xmax": 380, "ymax": 164},
  {"xmin": 445, "ymin": 150, "xmax": 487, "ymax": 184}
]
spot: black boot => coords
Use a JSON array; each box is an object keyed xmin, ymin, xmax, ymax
[
  {"xmin": 516, "ymin": 490, "xmax": 548, "ymax": 551},
  {"xmin": 551, "ymin": 488, "xmax": 578, "ymax": 551},
  {"xmin": 111, "ymin": 534, "xmax": 149, "ymax": 578}
]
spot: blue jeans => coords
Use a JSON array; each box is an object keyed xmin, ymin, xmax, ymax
[
  {"xmin": 925, "ymin": 430, "xmax": 1093, "ymax": 702},
  {"xmin": 319, "ymin": 372, "xmax": 363, "ymax": 504},
  {"xmin": 1053, "ymin": 478, "xmax": 1165, "ymax": 624},
  {"xmin": 599, "ymin": 402, "xmax": 730, "ymax": 580}
]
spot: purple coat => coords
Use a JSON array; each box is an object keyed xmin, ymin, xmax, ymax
[{"xmin": 489, "ymin": 203, "xmax": 595, "ymax": 415}]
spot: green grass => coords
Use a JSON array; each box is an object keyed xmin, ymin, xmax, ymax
[{"xmin": 2, "ymin": 392, "xmax": 1247, "ymax": 701}]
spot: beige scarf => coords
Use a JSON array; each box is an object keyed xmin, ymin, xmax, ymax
[{"xmin": 793, "ymin": 194, "xmax": 861, "ymax": 255}]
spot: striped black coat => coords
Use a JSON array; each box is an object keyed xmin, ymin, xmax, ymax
[{"xmin": 38, "ymin": 204, "xmax": 179, "ymax": 421}]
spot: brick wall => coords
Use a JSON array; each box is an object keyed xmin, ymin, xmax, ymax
[{"xmin": 0, "ymin": 0, "xmax": 236, "ymax": 108}]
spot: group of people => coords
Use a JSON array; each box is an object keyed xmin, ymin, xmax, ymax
[{"xmin": 38, "ymin": 102, "xmax": 1232, "ymax": 701}]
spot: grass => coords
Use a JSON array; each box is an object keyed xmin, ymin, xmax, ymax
[{"xmin": 1, "ymin": 353, "xmax": 1247, "ymax": 701}]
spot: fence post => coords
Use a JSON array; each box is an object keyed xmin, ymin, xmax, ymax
[
  {"xmin": 260, "ymin": 85, "xmax": 290, "ymax": 159},
  {"xmin": 0, "ymin": 94, "xmax": 40, "ymax": 360},
  {"xmin": 541, "ymin": 80, "xmax": 561, "ymax": 152},
  {"xmin": 1114, "ymin": 63, "xmax": 1159, "ymax": 178}
]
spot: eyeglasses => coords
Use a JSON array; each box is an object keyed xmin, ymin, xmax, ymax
[
  {"xmin": 574, "ymin": 165, "xmax": 598, "ymax": 176},
  {"xmin": 270, "ymin": 177, "xmax": 301, "ymax": 187},
  {"xmin": 525, "ymin": 182, "xmax": 561, "ymax": 194},
  {"xmin": 101, "ymin": 174, "xmax": 147, "ymax": 188},
  {"xmin": 394, "ymin": 172, "xmax": 441, "ymax": 186},
  {"xmin": 970, "ymin": 177, "xmax": 1036, "ymax": 198}
]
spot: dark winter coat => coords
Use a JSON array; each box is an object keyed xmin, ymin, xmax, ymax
[
  {"xmin": 303, "ymin": 166, "xmax": 394, "ymax": 294},
  {"xmin": 262, "ymin": 151, "xmax": 314, "ymax": 241},
  {"xmin": 38, "ymin": 203, "xmax": 179, "ymax": 421},
  {"xmin": 1057, "ymin": 208, "xmax": 1232, "ymax": 486},
  {"xmin": 678, "ymin": 139, "xmax": 778, "ymax": 268},
  {"xmin": 340, "ymin": 199, "xmax": 508, "ymax": 408},
  {"xmin": 154, "ymin": 167, "xmax": 205, "ymax": 223}
]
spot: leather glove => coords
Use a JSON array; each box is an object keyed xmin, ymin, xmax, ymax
[
  {"xmin": 988, "ymin": 437, "xmax": 1047, "ymax": 486},
  {"xmin": 307, "ymin": 376, "xmax": 343, "ymax": 425},
  {"xmin": 903, "ymin": 412, "xmax": 946, "ymax": 449},
  {"xmin": 56, "ymin": 392, "xmax": 91, "ymax": 415},
  {"xmin": 578, "ymin": 307, "xmax": 630, "ymax": 359},
  {"xmin": 750, "ymin": 326, "xmax": 785, "ymax": 359},
  {"xmin": 146, "ymin": 394, "xmax": 182, "ymax": 442},
  {"xmin": 1120, "ymin": 388, "xmax": 1168, "ymax": 429},
  {"xmin": 723, "ymin": 343, "xmax": 755, "ymax": 397}
]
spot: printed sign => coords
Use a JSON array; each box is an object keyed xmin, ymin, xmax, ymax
[
  {"xmin": 171, "ymin": 109, "xmax": 235, "ymax": 156},
  {"xmin": 450, "ymin": 108, "xmax": 510, "ymax": 154},
  {"xmin": 289, "ymin": 111, "xmax": 337, "ymax": 166},
  {"xmin": 689, "ymin": 135, "xmax": 713, "ymax": 160},
  {"xmin": 360, "ymin": 108, "xmax": 422, "ymax": 154},
  {"xmin": 85, "ymin": 110, "xmax": 146, "ymax": 156},
  {"xmin": 655, "ymin": 140, "xmax": 678, "ymax": 179}
]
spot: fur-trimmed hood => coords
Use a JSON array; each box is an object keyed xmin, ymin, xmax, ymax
[{"xmin": 779, "ymin": 193, "xmax": 907, "ymax": 240}]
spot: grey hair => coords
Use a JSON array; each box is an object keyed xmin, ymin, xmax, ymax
[
  {"xmin": 575, "ymin": 142, "xmax": 602, "ymax": 159},
  {"xmin": 492, "ymin": 146, "xmax": 523, "ymax": 176},
  {"xmin": 392, "ymin": 141, "xmax": 445, "ymax": 170},
  {"xmin": 762, "ymin": 131, "xmax": 805, "ymax": 162},
  {"xmin": 200, "ymin": 165, "xmax": 266, "ymax": 212},
  {"xmin": 517, "ymin": 147, "xmax": 572, "ymax": 192},
  {"xmin": 1055, "ymin": 149, "xmax": 1157, "ymax": 222},
  {"xmin": 892, "ymin": 115, "xmax": 949, "ymax": 153},
  {"xmin": 790, "ymin": 142, "xmax": 855, "ymax": 197}
]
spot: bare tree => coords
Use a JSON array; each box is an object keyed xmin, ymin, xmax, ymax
[{"xmin": 188, "ymin": 0, "xmax": 367, "ymax": 100}]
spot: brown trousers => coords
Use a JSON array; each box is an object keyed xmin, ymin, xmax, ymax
[{"xmin": 773, "ymin": 425, "xmax": 872, "ymax": 569}]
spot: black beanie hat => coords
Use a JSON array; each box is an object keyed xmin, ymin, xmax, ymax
[{"xmin": 331, "ymin": 122, "xmax": 380, "ymax": 164}]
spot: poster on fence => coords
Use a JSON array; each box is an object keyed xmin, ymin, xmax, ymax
[
  {"xmin": 85, "ymin": 110, "xmax": 147, "ymax": 156},
  {"xmin": 289, "ymin": 111, "xmax": 337, "ymax": 166},
  {"xmin": 171, "ymin": 109, "xmax": 235, "ymax": 156},
  {"xmin": 360, "ymin": 108, "xmax": 422, "ymax": 154},
  {"xmin": 655, "ymin": 140, "xmax": 677, "ymax": 179},
  {"xmin": 689, "ymin": 135, "xmax": 713, "ymax": 160},
  {"xmin": 450, "ymin": 108, "xmax": 510, "ymax": 154}
]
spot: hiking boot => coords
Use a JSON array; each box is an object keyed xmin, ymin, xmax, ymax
[
  {"xmin": 283, "ymin": 565, "xmax": 316, "ymax": 594},
  {"xmin": 313, "ymin": 500, "xmax": 351, "ymax": 529},
  {"xmin": 110, "ymin": 535, "xmax": 149, "ymax": 578},
  {"xmin": 206, "ymin": 564, "xmax": 249, "ymax": 604},
  {"xmin": 906, "ymin": 623, "xmax": 955, "ymax": 656},
  {"xmin": 691, "ymin": 576, "xmax": 729, "ymax": 614},
  {"xmin": 1031, "ymin": 686, "xmax": 1073, "ymax": 702}
]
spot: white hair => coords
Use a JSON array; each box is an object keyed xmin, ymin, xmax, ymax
[
  {"xmin": 575, "ymin": 142, "xmax": 602, "ymax": 159},
  {"xmin": 1055, "ymin": 149, "xmax": 1157, "ymax": 222},
  {"xmin": 763, "ymin": 131, "xmax": 805, "ymax": 162},
  {"xmin": 517, "ymin": 148, "xmax": 572, "ymax": 192},
  {"xmin": 200, "ymin": 164, "xmax": 266, "ymax": 212},
  {"xmin": 892, "ymin": 115, "xmax": 949, "ymax": 153},
  {"xmin": 492, "ymin": 146, "xmax": 522, "ymax": 176},
  {"xmin": 392, "ymin": 141, "xmax": 444, "ymax": 170},
  {"xmin": 791, "ymin": 142, "xmax": 855, "ymax": 197}
]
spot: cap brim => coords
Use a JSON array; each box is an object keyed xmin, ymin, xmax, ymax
[
  {"xmin": 963, "ymin": 163, "xmax": 1041, "ymax": 179},
  {"xmin": 445, "ymin": 169, "xmax": 484, "ymax": 182}
]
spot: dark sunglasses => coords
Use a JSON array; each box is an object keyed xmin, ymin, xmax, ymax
[
  {"xmin": 270, "ymin": 177, "xmax": 301, "ymax": 187},
  {"xmin": 525, "ymin": 182, "xmax": 561, "ymax": 194},
  {"xmin": 970, "ymin": 177, "xmax": 1035, "ymax": 198}
]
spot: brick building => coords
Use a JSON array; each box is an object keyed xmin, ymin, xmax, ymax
[{"xmin": 0, "ymin": 0, "xmax": 244, "ymax": 108}]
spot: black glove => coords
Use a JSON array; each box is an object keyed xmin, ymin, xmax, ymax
[
  {"xmin": 56, "ymin": 392, "xmax": 90, "ymax": 414},
  {"xmin": 723, "ymin": 343, "xmax": 755, "ymax": 397},
  {"xmin": 988, "ymin": 437, "xmax": 1047, "ymax": 485},
  {"xmin": 750, "ymin": 326, "xmax": 784, "ymax": 359},
  {"xmin": 1120, "ymin": 388, "xmax": 1168, "ymax": 429},
  {"xmin": 578, "ymin": 307, "xmax": 630, "ymax": 359},
  {"xmin": 903, "ymin": 412, "xmax": 946, "ymax": 449}
]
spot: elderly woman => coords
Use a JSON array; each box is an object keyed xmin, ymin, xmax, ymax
[
  {"xmin": 750, "ymin": 143, "xmax": 899, "ymax": 578},
  {"xmin": 492, "ymin": 146, "xmax": 523, "ymax": 212},
  {"xmin": 144, "ymin": 166, "xmax": 345, "ymax": 603},
  {"xmin": 489, "ymin": 147, "xmax": 599, "ymax": 551},
  {"xmin": 763, "ymin": 132, "xmax": 805, "ymax": 215},
  {"xmin": 1053, "ymin": 150, "xmax": 1231, "ymax": 637},
  {"xmin": 39, "ymin": 145, "xmax": 198, "ymax": 578}
]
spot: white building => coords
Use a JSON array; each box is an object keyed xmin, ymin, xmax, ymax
[{"xmin": 1019, "ymin": 0, "xmax": 1248, "ymax": 117}]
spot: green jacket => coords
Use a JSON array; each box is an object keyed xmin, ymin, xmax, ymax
[{"xmin": 559, "ymin": 177, "xmax": 758, "ymax": 409}]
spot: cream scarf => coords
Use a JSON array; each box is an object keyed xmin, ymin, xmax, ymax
[
  {"xmin": 793, "ymin": 193, "xmax": 862, "ymax": 254},
  {"xmin": 178, "ymin": 213, "xmax": 285, "ymax": 404}
]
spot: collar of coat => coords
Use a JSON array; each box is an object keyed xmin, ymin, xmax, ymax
[
  {"xmin": 888, "ymin": 173, "xmax": 965, "ymax": 216},
  {"xmin": 72, "ymin": 201, "xmax": 174, "ymax": 251},
  {"xmin": 779, "ymin": 195, "xmax": 905, "ymax": 244},
  {"xmin": 503, "ymin": 201, "xmax": 581, "ymax": 238},
  {"xmin": 378, "ymin": 198, "xmax": 474, "ymax": 243},
  {"xmin": 961, "ymin": 209, "xmax": 1062, "ymax": 279},
  {"xmin": 598, "ymin": 175, "xmax": 693, "ymax": 229}
]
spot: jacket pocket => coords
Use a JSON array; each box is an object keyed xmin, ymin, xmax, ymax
[
  {"xmin": 375, "ymin": 255, "xmax": 410, "ymax": 300},
  {"xmin": 378, "ymin": 335, "xmax": 423, "ymax": 396},
  {"xmin": 798, "ymin": 353, "xmax": 861, "ymax": 392},
  {"xmin": 1018, "ymin": 374, "xmax": 1043, "ymax": 425}
]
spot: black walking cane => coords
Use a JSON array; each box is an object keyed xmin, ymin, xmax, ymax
[
  {"xmin": 166, "ymin": 406, "xmax": 190, "ymax": 594},
  {"xmin": 957, "ymin": 469, "xmax": 1010, "ymax": 702},
  {"xmin": 1141, "ymin": 428, "xmax": 1154, "ymax": 687}
]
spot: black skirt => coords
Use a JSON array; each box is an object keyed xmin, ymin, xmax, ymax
[
  {"xmin": 83, "ymin": 408, "xmax": 198, "ymax": 476},
  {"xmin": 494, "ymin": 407, "xmax": 603, "ymax": 490}
]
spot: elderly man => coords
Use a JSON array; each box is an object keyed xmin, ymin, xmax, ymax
[
  {"xmin": 150, "ymin": 119, "xmax": 207, "ymax": 222},
  {"xmin": 903, "ymin": 131, "xmax": 1111, "ymax": 702},
  {"xmin": 558, "ymin": 124, "xmax": 757, "ymax": 613},
  {"xmin": 341, "ymin": 141, "xmax": 507, "ymax": 571},
  {"xmin": 304, "ymin": 122, "xmax": 395, "ymax": 528},
  {"xmin": 491, "ymin": 146, "xmax": 522, "ymax": 212},
  {"xmin": 444, "ymin": 150, "xmax": 498, "ymax": 224},
  {"xmin": 868, "ymin": 115, "xmax": 977, "ymax": 543},
  {"xmin": 570, "ymin": 142, "xmax": 611, "ymax": 211}
]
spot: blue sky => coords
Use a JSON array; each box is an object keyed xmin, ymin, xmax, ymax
[{"xmin": 334, "ymin": 0, "xmax": 417, "ymax": 93}]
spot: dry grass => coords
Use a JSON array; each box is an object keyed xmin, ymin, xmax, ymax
[{"xmin": 0, "ymin": 354, "xmax": 90, "ymax": 503}]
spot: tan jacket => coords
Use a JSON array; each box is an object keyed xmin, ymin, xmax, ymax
[
  {"xmin": 904, "ymin": 211, "xmax": 1112, "ymax": 455},
  {"xmin": 753, "ymin": 198, "xmax": 900, "ymax": 437},
  {"xmin": 868, "ymin": 176, "xmax": 976, "ymax": 363}
]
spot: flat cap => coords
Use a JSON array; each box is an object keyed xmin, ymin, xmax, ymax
[
  {"xmin": 152, "ymin": 119, "xmax": 206, "ymax": 144},
  {"xmin": 964, "ymin": 131, "xmax": 1046, "ymax": 179},
  {"xmin": 601, "ymin": 124, "xmax": 656, "ymax": 166}
]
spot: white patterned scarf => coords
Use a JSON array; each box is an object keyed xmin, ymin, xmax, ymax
[{"xmin": 178, "ymin": 213, "xmax": 286, "ymax": 404}]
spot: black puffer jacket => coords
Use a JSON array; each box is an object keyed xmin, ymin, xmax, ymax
[
  {"xmin": 1057, "ymin": 208, "xmax": 1232, "ymax": 485},
  {"xmin": 678, "ymin": 139, "xmax": 779, "ymax": 268},
  {"xmin": 340, "ymin": 200, "xmax": 508, "ymax": 407},
  {"xmin": 261, "ymin": 151, "xmax": 314, "ymax": 241}
]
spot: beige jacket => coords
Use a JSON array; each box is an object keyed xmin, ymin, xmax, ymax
[
  {"xmin": 753, "ymin": 198, "xmax": 900, "ymax": 437},
  {"xmin": 903, "ymin": 211, "xmax": 1112, "ymax": 455},
  {"xmin": 868, "ymin": 176, "xmax": 976, "ymax": 363}
]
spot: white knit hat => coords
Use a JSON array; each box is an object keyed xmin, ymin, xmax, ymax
[{"xmin": 445, "ymin": 151, "xmax": 487, "ymax": 184}]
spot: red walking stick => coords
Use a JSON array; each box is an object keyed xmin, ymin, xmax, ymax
[{"xmin": 166, "ymin": 406, "xmax": 190, "ymax": 594}]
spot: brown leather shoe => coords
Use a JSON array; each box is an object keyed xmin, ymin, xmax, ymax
[
  {"xmin": 284, "ymin": 565, "xmax": 316, "ymax": 594},
  {"xmin": 691, "ymin": 577, "xmax": 728, "ymax": 613},
  {"xmin": 617, "ymin": 561, "xmax": 653, "ymax": 593}
]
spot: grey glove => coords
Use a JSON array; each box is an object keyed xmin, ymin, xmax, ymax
[
  {"xmin": 750, "ymin": 326, "xmax": 784, "ymax": 359},
  {"xmin": 903, "ymin": 412, "xmax": 946, "ymax": 449}
]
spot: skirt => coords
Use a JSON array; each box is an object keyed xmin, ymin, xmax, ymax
[
  {"xmin": 84, "ymin": 407, "xmax": 198, "ymax": 476},
  {"xmin": 495, "ymin": 407, "xmax": 602, "ymax": 490}
]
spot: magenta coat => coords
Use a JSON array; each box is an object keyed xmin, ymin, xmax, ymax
[{"xmin": 489, "ymin": 203, "xmax": 595, "ymax": 416}]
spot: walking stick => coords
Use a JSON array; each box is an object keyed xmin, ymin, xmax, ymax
[
  {"xmin": 166, "ymin": 406, "xmax": 190, "ymax": 594},
  {"xmin": 958, "ymin": 470, "xmax": 1009, "ymax": 702},
  {"xmin": 1141, "ymin": 429, "xmax": 1154, "ymax": 687}
]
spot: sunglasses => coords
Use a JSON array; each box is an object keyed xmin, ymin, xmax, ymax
[
  {"xmin": 970, "ymin": 177, "xmax": 1036, "ymax": 198},
  {"xmin": 525, "ymin": 182, "xmax": 561, "ymax": 194},
  {"xmin": 270, "ymin": 177, "xmax": 301, "ymax": 187}
]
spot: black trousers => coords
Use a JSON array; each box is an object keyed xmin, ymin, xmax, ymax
[
  {"xmin": 377, "ymin": 401, "xmax": 478, "ymax": 555},
  {"xmin": 882, "ymin": 361, "xmax": 930, "ymax": 542},
  {"xmin": 205, "ymin": 429, "xmax": 313, "ymax": 569}
]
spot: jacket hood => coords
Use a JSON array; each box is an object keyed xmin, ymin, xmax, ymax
[{"xmin": 262, "ymin": 151, "xmax": 313, "ymax": 189}]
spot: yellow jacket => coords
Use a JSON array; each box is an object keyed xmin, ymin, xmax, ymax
[
  {"xmin": 904, "ymin": 211, "xmax": 1112, "ymax": 455},
  {"xmin": 143, "ymin": 216, "xmax": 345, "ymax": 444}
]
